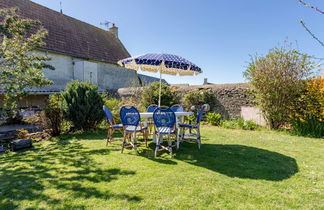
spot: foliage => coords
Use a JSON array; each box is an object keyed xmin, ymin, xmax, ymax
[
  {"xmin": 141, "ymin": 82, "xmax": 179, "ymax": 108},
  {"xmin": 61, "ymin": 81, "xmax": 104, "ymax": 131},
  {"xmin": 16, "ymin": 129, "xmax": 28, "ymax": 139},
  {"xmin": 221, "ymin": 118, "xmax": 258, "ymax": 130},
  {"xmin": 289, "ymin": 76, "xmax": 324, "ymax": 137},
  {"xmin": 244, "ymin": 45, "xmax": 315, "ymax": 129},
  {"xmin": 207, "ymin": 112, "xmax": 221, "ymax": 126},
  {"xmin": 243, "ymin": 120, "xmax": 258, "ymax": 130},
  {"xmin": 102, "ymin": 96, "xmax": 121, "ymax": 124},
  {"xmin": 182, "ymin": 89, "xmax": 216, "ymax": 112},
  {"xmin": 0, "ymin": 127, "xmax": 323, "ymax": 209},
  {"xmin": 0, "ymin": 8, "xmax": 54, "ymax": 110},
  {"xmin": 2, "ymin": 109, "xmax": 23, "ymax": 125},
  {"xmin": 44, "ymin": 94, "xmax": 64, "ymax": 136}
]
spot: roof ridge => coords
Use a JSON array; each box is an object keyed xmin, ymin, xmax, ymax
[
  {"xmin": 29, "ymin": 0, "xmax": 111, "ymax": 35},
  {"xmin": 0, "ymin": 0, "xmax": 131, "ymax": 63}
]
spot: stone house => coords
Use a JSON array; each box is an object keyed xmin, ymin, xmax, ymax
[{"xmin": 0, "ymin": 0, "xmax": 163, "ymax": 108}]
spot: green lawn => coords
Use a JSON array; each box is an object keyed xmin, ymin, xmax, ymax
[{"xmin": 1, "ymin": 126, "xmax": 323, "ymax": 209}]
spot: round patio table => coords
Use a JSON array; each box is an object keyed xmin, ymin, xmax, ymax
[{"xmin": 140, "ymin": 111, "xmax": 194, "ymax": 143}]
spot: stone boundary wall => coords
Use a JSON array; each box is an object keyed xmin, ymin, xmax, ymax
[{"xmin": 118, "ymin": 83, "xmax": 255, "ymax": 119}]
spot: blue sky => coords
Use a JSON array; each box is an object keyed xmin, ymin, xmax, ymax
[{"xmin": 32, "ymin": 0, "xmax": 324, "ymax": 85}]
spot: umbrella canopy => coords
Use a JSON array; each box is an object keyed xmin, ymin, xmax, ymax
[
  {"xmin": 118, "ymin": 53, "xmax": 202, "ymax": 76},
  {"xmin": 118, "ymin": 53, "xmax": 202, "ymax": 106}
]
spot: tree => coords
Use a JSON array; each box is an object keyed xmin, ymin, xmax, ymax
[
  {"xmin": 61, "ymin": 81, "xmax": 104, "ymax": 131},
  {"xmin": 0, "ymin": 8, "xmax": 53, "ymax": 110},
  {"xmin": 244, "ymin": 45, "xmax": 315, "ymax": 129},
  {"xmin": 141, "ymin": 82, "xmax": 179, "ymax": 108}
]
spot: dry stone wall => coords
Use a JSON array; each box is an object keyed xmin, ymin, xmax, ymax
[{"xmin": 118, "ymin": 83, "xmax": 255, "ymax": 119}]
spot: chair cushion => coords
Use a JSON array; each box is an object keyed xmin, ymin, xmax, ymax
[
  {"xmin": 125, "ymin": 126, "xmax": 148, "ymax": 132},
  {"xmin": 111, "ymin": 124, "xmax": 123, "ymax": 129},
  {"xmin": 156, "ymin": 127, "xmax": 176, "ymax": 134},
  {"xmin": 179, "ymin": 123, "xmax": 198, "ymax": 129}
]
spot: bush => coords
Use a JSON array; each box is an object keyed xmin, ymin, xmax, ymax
[
  {"xmin": 141, "ymin": 82, "xmax": 179, "ymax": 107},
  {"xmin": 61, "ymin": 81, "xmax": 104, "ymax": 131},
  {"xmin": 243, "ymin": 44, "xmax": 315, "ymax": 129},
  {"xmin": 44, "ymin": 94, "xmax": 64, "ymax": 136},
  {"xmin": 221, "ymin": 118, "xmax": 258, "ymax": 130},
  {"xmin": 16, "ymin": 129, "xmax": 28, "ymax": 139},
  {"xmin": 102, "ymin": 97, "xmax": 121, "ymax": 124},
  {"xmin": 182, "ymin": 89, "xmax": 216, "ymax": 112},
  {"xmin": 4, "ymin": 109, "xmax": 23, "ymax": 125},
  {"xmin": 289, "ymin": 76, "xmax": 324, "ymax": 138},
  {"xmin": 207, "ymin": 112, "xmax": 221, "ymax": 126},
  {"xmin": 243, "ymin": 120, "xmax": 258, "ymax": 130}
]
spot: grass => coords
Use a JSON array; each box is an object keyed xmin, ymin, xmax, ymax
[{"xmin": 0, "ymin": 126, "xmax": 323, "ymax": 209}]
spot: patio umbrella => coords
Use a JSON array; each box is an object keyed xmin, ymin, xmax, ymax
[{"xmin": 118, "ymin": 53, "xmax": 202, "ymax": 106}]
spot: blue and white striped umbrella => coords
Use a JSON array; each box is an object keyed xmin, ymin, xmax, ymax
[
  {"xmin": 118, "ymin": 53, "xmax": 202, "ymax": 76},
  {"xmin": 118, "ymin": 53, "xmax": 202, "ymax": 106}
]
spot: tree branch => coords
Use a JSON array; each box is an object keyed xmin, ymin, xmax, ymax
[
  {"xmin": 298, "ymin": 0, "xmax": 324, "ymax": 14},
  {"xmin": 300, "ymin": 20, "xmax": 324, "ymax": 48}
]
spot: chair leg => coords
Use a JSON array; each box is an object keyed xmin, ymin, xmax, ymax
[
  {"xmin": 133, "ymin": 132, "xmax": 138, "ymax": 155},
  {"xmin": 145, "ymin": 130, "xmax": 148, "ymax": 147},
  {"xmin": 155, "ymin": 133, "xmax": 160, "ymax": 158},
  {"xmin": 121, "ymin": 132, "xmax": 127, "ymax": 153},
  {"xmin": 168, "ymin": 134, "xmax": 172, "ymax": 158},
  {"xmin": 106, "ymin": 128, "xmax": 111, "ymax": 146},
  {"xmin": 197, "ymin": 129, "xmax": 201, "ymax": 149}
]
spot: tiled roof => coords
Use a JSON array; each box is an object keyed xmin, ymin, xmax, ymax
[{"xmin": 0, "ymin": 0, "xmax": 130, "ymax": 63}]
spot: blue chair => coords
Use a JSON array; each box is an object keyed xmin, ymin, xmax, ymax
[
  {"xmin": 153, "ymin": 106, "xmax": 177, "ymax": 158},
  {"xmin": 147, "ymin": 104, "xmax": 158, "ymax": 112},
  {"xmin": 146, "ymin": 104, "xmax": 158, "ymax": 134},
  {"xmin": 170, "ymin": 104, "xmax": 184, "ymax": 112},
  {"xmin": 103, "ymin": 106, "xmax": 123, "ymax": 146},
  {"xmin": 178, "ymin": 104, "xmax": 209, "ymax": 149},
  {"xmin": 120, "ymin": 105, "xmax": 148, "ymax": 154}
]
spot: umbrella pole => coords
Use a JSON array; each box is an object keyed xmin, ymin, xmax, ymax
[{"xmin": 158, "ymin": 70, "xmax": 162, "ymax": 107}]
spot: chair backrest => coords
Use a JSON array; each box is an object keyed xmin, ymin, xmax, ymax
[
  {"xmin": 146, "ymin": 104, "xmax": 158, "ymax": 113},
  {"xmin": 196, "ymin": 104, "xmax": 208, "ymax": 124},
  {"xmin": 103, "ymin": 105, "xmax": 113, "ymax": 124},
  {"xmin": 153, "ymin": 106, "xmax": 176, "ymax": 128},
  {"xmin": 120, "ymin": 105, "xmax": 140, "ymax": 126},
  {"xmin": 171, "ymin": 104, "xmax": 184, "ymax": 112}
]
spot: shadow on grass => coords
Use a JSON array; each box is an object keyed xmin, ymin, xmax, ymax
[
  {"xmin": 0, "ymin": 137, "xmax": 141, "ymax": 209},
  {"xmin": 175, "ymin": 142, "xmax": 298, "ymax": 181}
]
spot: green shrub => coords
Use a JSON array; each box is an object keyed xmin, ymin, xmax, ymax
[
  {"xmin": 44, "ymin": 94, "xmax": 64, "ymax": 136},
  {"xmin": 4, "ymin": 109, "xmax": 23, "ymax": 125},
  {"xmin": 182, "ymin": 89, "xmax": 216, "ymax": 112},
  {"xmin": 184, "ymin": 114, "xmax": 196, "ymax": 124},
  {"xmin": 221, "ymin": 118, "xmax": 258, "ymax": 130},
  {"xmin": 103, "ymin": 97, "xmax": 121, "ymax": 124},
  {"xmin": 207, "ymin": 112, "xmax": 221, "ymax": 126},
  {"xmin": 243, "ymin": 120, "xmax": 258, "ymax": 130},
  {"xmin": 141, "ymin": 82, "xmax": 179, "ymax": 107},
  {"xmin": 221, "ymin": 119, "xmax": 240, "ymax": 129},
  {"xmin": 61, "ymin": 81, "xmax": 104, "ymax": 131}
]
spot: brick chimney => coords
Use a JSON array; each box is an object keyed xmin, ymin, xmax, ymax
[{"xmin": 109, "ymin": 23, "xmax": 118, "ymax": 38}]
